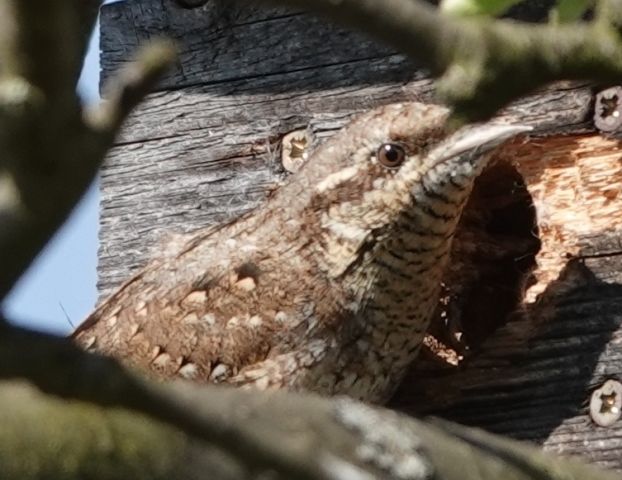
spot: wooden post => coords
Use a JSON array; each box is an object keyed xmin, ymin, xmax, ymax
[{"xmin": 99, "ymin": 0, "xmax": 622, "ymax": 470}]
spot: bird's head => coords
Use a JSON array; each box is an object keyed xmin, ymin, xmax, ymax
[{"xmin": 282, "ymin": 102, "xmax": 531, "ymax": 279}]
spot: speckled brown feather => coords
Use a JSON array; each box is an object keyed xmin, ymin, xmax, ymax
[{"xmin": 73, "ymin": 103, "xmax": 529, "ymax": 403}]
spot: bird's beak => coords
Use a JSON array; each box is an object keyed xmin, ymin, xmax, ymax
[{"xmin": 430, "ymin": 123, "xmax": 533, "ymax": 167}]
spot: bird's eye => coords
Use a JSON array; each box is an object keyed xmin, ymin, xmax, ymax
[{"xmin": 377, "ymin": 143, "xmax": 406, "ymax": 168}]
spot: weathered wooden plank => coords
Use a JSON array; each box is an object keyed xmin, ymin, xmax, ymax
[
  {"xmin": 99, "ymin": 0, "xmax": 622, "ymax": 471},
  {"xmin": 98, "ymin": 0, "xmax": 428, "ymax": 295},
  {"xmin": 99, "ymin": 79, "xmax": 594, "ymax": 295},
  {"xmin": 113, "ymin": 81, "xmax": 593, "ymax": 146},
  {"xmin": 100, "ymin": 1, "xmax": 404, "ymax": 91}
]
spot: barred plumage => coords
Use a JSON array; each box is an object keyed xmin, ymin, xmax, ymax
[{"xmin": 73, "ymin": 103, "xmax": 529, "ymax": 403}]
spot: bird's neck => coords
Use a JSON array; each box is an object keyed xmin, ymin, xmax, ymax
[{"xmin": 331, "ymin": 173, "xmax": 479, "ymax": 374}]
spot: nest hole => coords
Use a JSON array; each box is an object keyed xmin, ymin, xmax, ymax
[{"xmin": 425, "ymin": 160, "xmax": 541, "ymax": 364}]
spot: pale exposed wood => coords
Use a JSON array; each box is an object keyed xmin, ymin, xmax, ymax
[
  {"xmin": 511, "ymin": 135, "xmax": 622, "ymax": 298},
  {"xmin": 99, "ymin": 0, "xmax": 622, "ymax": 471}
]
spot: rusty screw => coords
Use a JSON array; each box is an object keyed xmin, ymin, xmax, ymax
[
  {"xmin": 594, "ymin": 86, "xmax": 622, "ymax": 133},
  {"xmin": 590, "ymin": 379, "xmax": 622, "ymax": 427}
]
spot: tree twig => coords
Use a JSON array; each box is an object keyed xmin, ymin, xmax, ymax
[
  {"xmin": 0, "ymin": 1, "xmax": 174, "ymax": 300},
  {"xmin": 85, "ymin": 39, "xmax": 177, "ymax": 137},
  {"xmin": 249, "ymin": 0, "xmax": 622, "ymax": 122}
]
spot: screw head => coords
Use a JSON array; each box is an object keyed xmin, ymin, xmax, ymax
[
  {"xmin": 281, "ymin": 129, "xmax": 309, "ymax": 173},
  {"xmin": 594, "ymin": 86, "xmax": 622, "ymax": 133},
  {"xmin": 590, "ymin": 379, "xmax": 622, "ymax": 427}
]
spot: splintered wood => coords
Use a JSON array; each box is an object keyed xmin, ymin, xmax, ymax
[
  {"xmin": 501, "ymin": 134, "xmax": 622, "ymax": 302},
  {"xmin": 398, "ymin": 132, "xmax": 622, "ymax": 470},
  {"xmin": 429, "ymin": 132, "xmax": 622, "ymax": 359}
]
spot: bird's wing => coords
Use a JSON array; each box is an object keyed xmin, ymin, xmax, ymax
[
  {"xmin": 73, "ymin": 261, "xmax": 287, "ymax": 382},
  {"xmin": 72, "ymin": 220, "xmax": 291, "ymax": 383}
]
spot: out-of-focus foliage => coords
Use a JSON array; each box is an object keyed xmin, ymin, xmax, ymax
[
  {"xmin": 551, "ymin": 0, "xmax": 593, "ymax": 22},
  {"xmin": 439, "ymin": 0, "xmax": 521, "ymax": 17},
  {"xmin": 440, "ymin": 0, "xmax": 592, "ymax": 21}
]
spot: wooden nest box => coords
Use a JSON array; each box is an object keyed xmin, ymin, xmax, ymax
[{"xmin": 99, "ymin": 1, "xmax": 622, "ymax": 470}]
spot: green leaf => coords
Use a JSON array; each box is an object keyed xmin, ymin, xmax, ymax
[
  {"xmin": 552, "ymin": 0, "xmax": 592, "ymax": 22},
  {"xmin": 439, "ymin": 0, "xmax": 523, "ymax": 17}
]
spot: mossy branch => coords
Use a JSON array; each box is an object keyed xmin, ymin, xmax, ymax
[{"xmin": 0, "ymin": 320, "xmax": 618, "ymax": 480}]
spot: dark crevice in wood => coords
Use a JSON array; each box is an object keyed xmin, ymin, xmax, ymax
[
  {"xmin": 395, "ymin": 261, "xmax": 622, "ymax": 458},
  {"xmin": 421, "ymin": 161, "xmax": 541, "ymax": 363},
  {"xmin": 113, "ymin": 132, "xmax": 188, "ymax": 147},
  {"xmin": 194, "ymin": 10, "xmax": 306, "ymax": 30},
  {"xmin": 458, "ymin": 162, "xmax": 541, "ymax": 348},
  {"xmin": 129, "ymin": 53, "xmax": 413, "ymax": 97}
]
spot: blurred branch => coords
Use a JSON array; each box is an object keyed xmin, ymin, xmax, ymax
[
  {"xmin": 0, "ymin": 0, "xmax": 99, "ymax": 98},
  {"xmin": 0, "ymin": 0, "xmax": 174, "ymax": 300},
  {"xmin": 0, "ymin": 381, "xmax": 212, "ymax": 480},
  {"xmin": 247, "ymin": 0, "xmax": 622, "ymax": 122},
  {"xmin": 0, "ymin": 322, "xmax": 337, "ymax": 480},
  {"xmin": 85, "ymin": 40, "xmax": 177, "ymax": 138},
  {"xmin": 0, "ymin": 319, "xmax": 618, "ymax": 480}
]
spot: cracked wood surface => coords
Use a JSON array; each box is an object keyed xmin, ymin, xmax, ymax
[{"xmin": 99, "ymin": 0, "xmax": 622, "ymax": 471}]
